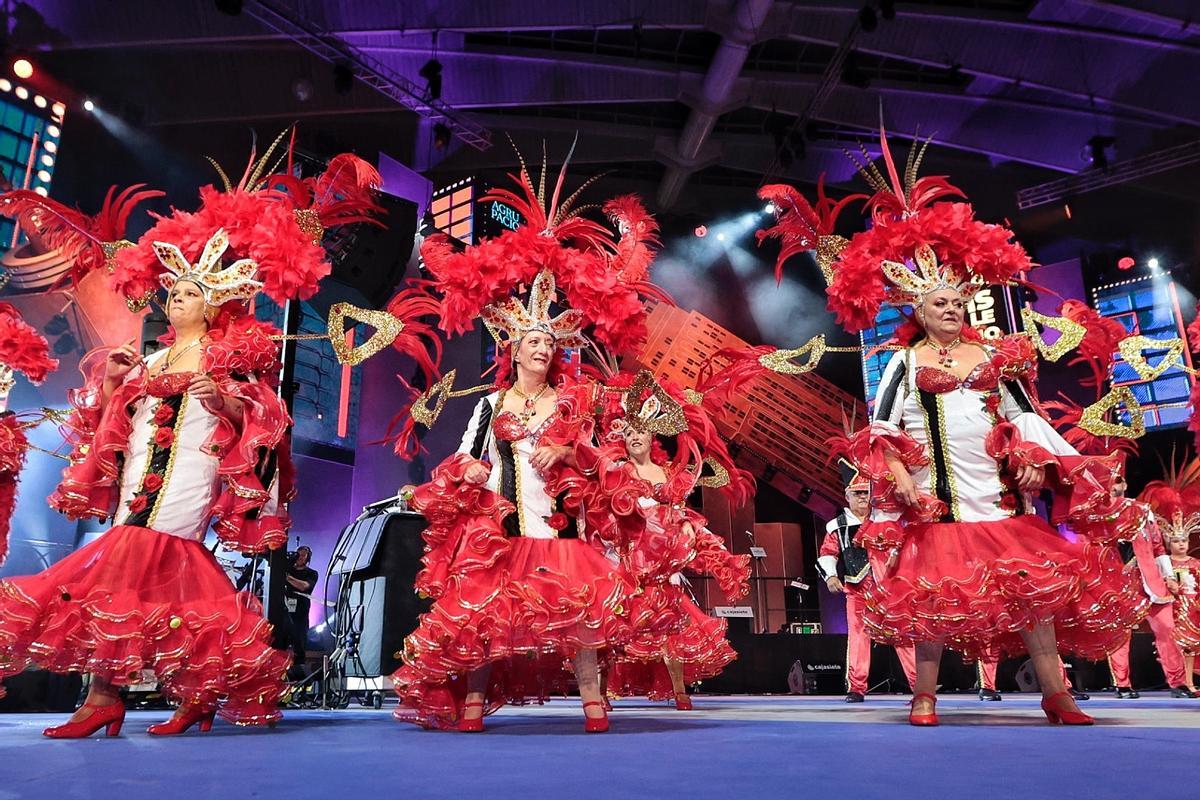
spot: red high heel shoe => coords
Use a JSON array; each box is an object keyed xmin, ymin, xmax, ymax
[
  {"xmin": 673, "ymin": 692, "xmax": 693, "ymax": 711},
  {"xmin": 43, "ymin": 701, "xmax": 126, "ymax": 739},
  {"xmin": 1041, "ymin": 691, "xmax": 1094, "ymax": 725},
  {"xmin": 908, "ymin": 692, "xmax": 939, "ymax": 726},
  {"xmin": 147, "ymin": 705, "xmax": 216, "ymax": 736},
  {"xmin": 457, "ymin": 701, "xmax": 486, "ymax": 733},
  {"xmin": 582, "ymin": 700, "xmax": 609, "ymax": 733}
]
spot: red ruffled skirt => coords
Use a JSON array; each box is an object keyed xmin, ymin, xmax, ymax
[
  {"xmin": 0, "ymin": 525, "xmax": 290, "ymax": 725},
  {"xmin": 860, "ymin": 515, "xmax": 1148, "ymax": 661},
  {"xmin": 608, "ymin": 595, "xmax": 736, "ymax": 700},
  {"xmin": 392, "ymin": 537, "xmax": 639, "ymax": 729},
  {"xmin": 1173, "ymin": 595, "xmax": 1200, "ymax": 656}
]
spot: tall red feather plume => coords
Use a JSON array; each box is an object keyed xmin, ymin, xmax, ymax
[
  {"xmin": 1139, "ymin": 451, "xmax": 1200, "ymax": 522},
  {"xmin": 604, "ymin": 194, "xmax": 660, "ymax": 284},
  {"xmin": 1043, "ymin": 393, "xmax": 1139, "ymax": 460},
  {"xmin": 1058, "ymin": 299, "xmax": 1126, "ymax": 391},
  {"xmin": 0, "ymin": 185, "xmax": 162, "ymax": 283},
  {"xmin": 756, "ymin": 176, "xmax": 865, "ymax": 284}
]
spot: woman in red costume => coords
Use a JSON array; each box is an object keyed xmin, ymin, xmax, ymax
[
  {"xmin": 392, "ymin": 272, "xmax": 638, "ymax": 732},
  {"xmin": 757, "ymin": 129, "xmax": 1146, "ymax": 726},
  {"xmin": 0, "ymin": 230, "xmax": 293, "ymax": 737},
  {"xmin": 592, "ymin": 373, "xmax": 751, "ymax": 710},
  {"xmin": 0, "ymin": 135, "xmax": 385, "ymax": 737},
  {"xmin": 389, "ymin": 148, "xmax": 670, "ymax": 733},
  {"xmin": 1142, "ymin": 457, "xmax": 1200, "ymax": 694}
]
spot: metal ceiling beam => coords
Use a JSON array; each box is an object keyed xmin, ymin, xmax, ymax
[
  {"xmin": 244, "ymin": 0, "xmax": 493, "ymax": 150},
  {"xmin": 1016, "ymin": 139, "xmax": 1200, "ymax": 208},
  {"xmin": 656, "ymin": 0, "xmax": 775, "ymax": 208}
]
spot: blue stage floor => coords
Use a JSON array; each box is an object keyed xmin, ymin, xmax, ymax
[{"xmin": 2, "ymin": 694, "xmax": 1198, "ymax": 800}]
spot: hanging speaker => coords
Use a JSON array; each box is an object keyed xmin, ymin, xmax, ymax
[{"xmin": 326, "ymin": 192, "xmax": 418, "ymax": 309}]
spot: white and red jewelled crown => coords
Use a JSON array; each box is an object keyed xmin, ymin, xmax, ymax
[{"xmin": 153, "ymin": 228, "xmax": 263, "ymax": 306}]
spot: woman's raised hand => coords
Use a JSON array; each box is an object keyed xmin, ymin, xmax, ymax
[{"xmin": 105, "ymin": 339, "xmax": 142, "ymax": 382}]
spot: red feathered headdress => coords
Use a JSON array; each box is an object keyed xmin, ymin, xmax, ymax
[
  {"xmin": 415, "ymin": 139, "xmax": 667, "ymax": 369},
  {"xmin": 1139, "ymin": 451, "xmax": 1200, "ymax": 543},
  {"xmin": 0, "ymin": 184, "xmax": 164, "ymax": 286},
  {"xmin": 597, "ymin": 369, "xmax": 753, "ymax": 506},
  {"xmin": 110, "ymin": 130, "xmax": 383, "ymax": 310},
  {"xmin": 759, "ymin": 124, "xmax": 1033, "ymax": 333}
]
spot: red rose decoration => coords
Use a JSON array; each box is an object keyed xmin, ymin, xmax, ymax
[
  {"xmin": 546, "ymin": 512, "xmax": 570, "ymax": 531},
  {"xmin": 154, "ymin": 427, "xmax": 175, "ymax": 448},
  {"xmin": 983, "ymin": 393, "xmax": 1001, "ymax": 416},
  {"xmin": 128, "ymin": 494, "xmax": 149, "ymax": 513},
  {"xmin": 153, "ymin": 404, "xmax": 176, "ymax": 424},
  {"xmin": 143, "ymin": 473, "xmax": 164, "ymax": 492}
]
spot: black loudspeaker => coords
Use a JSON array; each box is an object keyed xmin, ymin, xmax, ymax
[
  {"xmin": 333, "ymin": 509, "xmax": 428, "ymax": 677},
  {"xmin": 327, "ymin": 192, "xmax": 418, "ymax": 309}
]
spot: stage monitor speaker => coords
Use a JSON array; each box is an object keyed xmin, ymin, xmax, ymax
[
  {"xmin": 337, "ymin": 509, "xmax": 428, "ymax": 678},
  {"xmin": 327, "ymin": 192, "xmax": 417, "ymax": 309}
]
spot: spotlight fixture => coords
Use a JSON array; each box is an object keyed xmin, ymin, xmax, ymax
[
  {"xmin": 12, "ymin": 58, "xmax": 33, "ymax": 79},
  {"xmin": 763, "ymin": 202, "xmax": 777, "ymax": 215},
  {"xmin": 694, "ymin": 225, "xmax": 707, "ymax": 238},
  {"xmin": 858, "ymin": 5, "xmax": 878, "ymax": 32},
  {"xmin": 1085, "ymin": 135, "xmax": 1116, "ymax": 171},
  {"xmin": 432, "ymin": 123, "xmax": 451, "ymax": 149},
  {"xmin": 1147, "ymin": 257, "xmax": 1160, "ymax": 270},
  {"xmin": 418, "ymin": 58, "xmax": 443, "ymax": 101},
  {"xmin": 83, "ymin": 98, "xmax": 95, "ymax": 112},
  {"xmin": 1117, "ymin": 256, "xmax": 1135, "ymax": 271},
  {"xmin": 716, "ymin": 232, "xmax": 727, "ymax": 242},
  {"xmin": 291, "ymin": 77, "xmax": 314, "ymax": 103}
]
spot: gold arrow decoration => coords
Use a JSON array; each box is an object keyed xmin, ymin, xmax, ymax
[
  {"xmin": 1116, "ymin": 335, "xmax": 1185, "ymax": 382},
  {"xmin": 327, "ymin": 302, "xmax": 405, "ymax": 367},
  {"xmin": 1019, "ymin": 308, "xmax": 1085, "ymax": 363},
  {"xmin": 409, "ymin": 369, "xmax": 492, "ymax": 429},
  {"xmin": 695, "ymin": 456, "xmax": 731, "ymax": 489},
  {"xmin": 1078, "ymin": 386, "xmax": 1146, "ymax": 440},
  {"xmin": 758, "ymin": 334, "xmax": 827, "ymax": 375}
]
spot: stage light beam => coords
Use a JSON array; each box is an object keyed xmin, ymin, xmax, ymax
[
  {"xmin": 83, "ymin": 99, "xmax": 95, "ymax": 112},
  {"xmin": 12, "ymin": 59, "xmax": 33, "ymax": 79},
  {"xmin": 1148, "ymin": 258, "xmax": 1160, "ymax": 270}
]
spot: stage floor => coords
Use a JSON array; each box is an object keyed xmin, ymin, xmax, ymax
[{"xmin": 3, "ymin": 693, "xmax": 1198, "ymax": 799}]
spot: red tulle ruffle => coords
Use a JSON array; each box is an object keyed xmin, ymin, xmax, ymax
[
  {"xmin": 0, "ymin": 525, "xmax": 289, "ymax": 724},
  {"xmin": 608, "ymin": 595, "xmax": 737, "ymax": 700},
  {"xmin": 1173, "ymin": 594, "xmax": 1200, "ymax": 656},
  {"xmin": 859, "ymin": 515, "xmax": 1148, "ymax": 661},
  {"xmin": 391, "ymin": 537, "xmax": 639, "ymax": 729}
]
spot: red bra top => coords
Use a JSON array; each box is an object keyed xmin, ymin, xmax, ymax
[
  {"xmin": 146, "ymin": 371, "xmax": 195, "ymax": 398},
  {"xmin": 492, "ymin": 410, "xmax": 557, "ymax": 443},
  {"xmin": 914, "ymin": 361, "xmax": 998, "ymax": 394}
]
